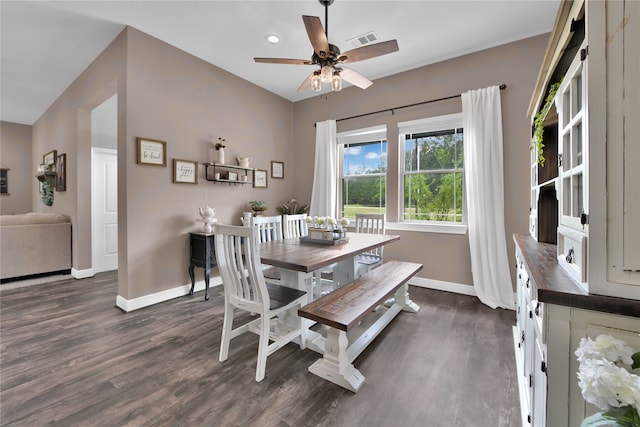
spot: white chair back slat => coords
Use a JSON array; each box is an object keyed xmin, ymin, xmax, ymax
[
  {"xmin": 355, "ymin": 213, "xmax": 386, "ymax": 272},
  {"xmin": 283, "ymin": 213, "xmax": 308, "ymax": 239},
  {"xmin": 251, "ymin": 215, "xmax": 284, "ymax": 242}
]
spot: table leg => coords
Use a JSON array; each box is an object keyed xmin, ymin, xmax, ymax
[
  {"xmin": 188, "ymin": 265, "xmax": 196, "ymax": 295},
  {"xmin": 308, "ymin": 327, "xmax": 365, "ymax": 392},
  {"xmin": 204, "ymin": 267, "xmax": 210, "ymax": 301},
  {"xmin": 332, "ymin": 258, "xmax": 357, "ymax": 288},
  {"xmin": 393, "ymin": 283, "xmax": 420, "ymax": 313}
]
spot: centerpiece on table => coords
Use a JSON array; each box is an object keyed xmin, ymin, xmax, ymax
[
  {"xmin": 304, "ymin": 216, "xmax": 349, "ymax": 242},
  {"xmin": 575, "ymin": 334, "xmax": 640, "ymax": 427}
]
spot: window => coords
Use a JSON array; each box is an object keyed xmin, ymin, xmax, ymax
[
  {"xmin": 337, "ymin": 126, "xmax": 387, "ymax": 218},
  {"xmin": 399, "ymin": 114, "xmax": 465, "ymax": 224}
]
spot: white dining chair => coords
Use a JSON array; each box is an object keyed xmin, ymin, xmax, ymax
[
  {"xmin": 282, "ymin": 213, "xmax": 308, "ymax": 239},
  {"xmin": 354, "ymin": 213, "xmax": 386, "ymax": 277},
  {"xmin": 251, "ymin": 215, "xmax": 284, "ymax": 283},
  {"xmin": 215, "ymin": 224, "xmax": 307, "ymax": 382}
]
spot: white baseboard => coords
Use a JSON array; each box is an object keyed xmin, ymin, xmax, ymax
[
  {"xmin": 408, "ymin": 276, "xmax": 476, "ymax": 296},
  {"xmin": 409, "ymin": 277, "xmax": 517, "ymax": 311},
  {"xmin": 115, "ymin": 276, "xmax": 223, "ymax": 312},
  {"xmin": 71, "ymin": 267, "xmax": 95, "ymax": 279}
]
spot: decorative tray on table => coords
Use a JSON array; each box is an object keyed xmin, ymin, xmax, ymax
[{"xmin": 299, "ymin": 236, "xmax": 349, "ymax": 246}]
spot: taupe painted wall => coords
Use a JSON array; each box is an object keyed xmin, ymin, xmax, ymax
[
  {"xmin": 32, "ymin": 27, "xmax": 295, "ymax": 300},
  {"xmin": 31, "ymin": 27, "xmax": 127, "ymax": 275},
  {"xmin": 0, "ymin": 122, "xmax": 33, "ymax": 214},
  {"xmin": 122, "ymin": 28, "xmax": 295, "ymax": 298},
  {"xmin": 292, "ymin": 34, "xmax": 549, "ymax": 288}
]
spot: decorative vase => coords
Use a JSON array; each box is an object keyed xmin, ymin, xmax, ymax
[{"xmin": 218, "ymin": 146, "xmax": 225, "ymax": 164}]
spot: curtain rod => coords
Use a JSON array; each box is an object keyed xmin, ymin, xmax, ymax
[{"xmin": 329, "ymin": 83, "xmax": 507, "ymax": 124}]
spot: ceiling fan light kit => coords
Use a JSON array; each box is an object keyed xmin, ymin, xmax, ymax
[{"xmin": 253, "ymin": 0, "xmax": 398, "ymax": 93}]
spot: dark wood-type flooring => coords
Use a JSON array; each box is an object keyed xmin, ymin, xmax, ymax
[{"xmin": 1, "ymin": 272, "xmax": 519, "ymax": 426}]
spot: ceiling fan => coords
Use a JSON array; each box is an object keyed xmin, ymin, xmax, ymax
[{"xmin": 254, "ymin": 0, "xmax": 399, "ymax": 93}]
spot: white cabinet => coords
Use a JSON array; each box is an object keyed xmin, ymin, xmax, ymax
[
  {"xmin": 528, "ymin": 0, "xmax": 640, "ymax": 299},
  {"xmin": 513, "ymin": 234, "xmax": 640, "ymax": 427},
  {"xmin": 519, "ymin": 1, "xmax": 640, "ymax": 424},
  {"xmin": 514, "ymin": 245, "xmax": 548, "ymax": 427}
]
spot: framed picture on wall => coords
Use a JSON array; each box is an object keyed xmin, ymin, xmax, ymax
[
  {"xmin": 254, "ymin": 169, "xmax": 267, "ymax": 188},
  {"xmin": 43, "ymin": 150, "xmax": 57, "ymax": 166},
  {"xmin": 0, "ymin": 168, "xmax": 8, "ymax": 194},
  {"xmin": 55, "ymin": 153, "xmax": 66, "ymax": 191},
  {"xmin": 271, "ymin": 161, "xmax": 284, "ymax": 179},
  {"xmin": 137, "ymin": 137, "xmax": 167, "ymax": 166},
  {"xmin": 173, "ymin": 159, "xmax": 198, "ymax": 184}
]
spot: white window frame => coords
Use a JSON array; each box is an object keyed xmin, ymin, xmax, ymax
[
  {"xmin": 395, "ymin": 113, "xmax": 467, "ymax": 235},
  {"xmin": 337, "ymin": 125, "xmax": 387, "ymax": 220}
]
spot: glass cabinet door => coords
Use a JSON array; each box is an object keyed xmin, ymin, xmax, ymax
[{"xmin": 557, "ymin": 45, "xmax": 588, "ymax": 232}]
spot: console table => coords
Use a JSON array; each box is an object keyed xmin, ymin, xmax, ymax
[{"xmin": 188, "ymin": 232, "xmax": 216, "ymax": 300}]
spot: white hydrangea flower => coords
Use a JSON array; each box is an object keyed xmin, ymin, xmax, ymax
[
  {"xmin": 575, "ymin": 334, "xmax": 640, "ymax": 417},
  {"xmin": 327, "ymin": 217, "xmax": 337, "ymax": 226},
  {"xmin": 576, "ymin": 335, "xmax": 636, "ymax": 367},
  {"xmin": 341, "ymin": 218, "xmax": 350, "ymax": 226}
]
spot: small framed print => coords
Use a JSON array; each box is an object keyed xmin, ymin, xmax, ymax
[
  {"xmin": 43, "ymin": 150, "xmax": 57, "ymax": 166},
  {"xmin": 173, "ymin": 159, "xmax": 198, "ymax": 184},
  {"xmin": 55, "ymin": 153, "xmax": 66, "ymax": 191},
  {"xmin": 271, "ymin": 161, "xmax": 284, "ymax": 179},
  {"xmin": 137, "ymin": 137, "xmax": 167, "ymax": 167},
  {"xmin": 227, "ymin": 171, "xmax": 238, "ymax": 181},
  {"xmin": 254, "ymin": 169, "xmax": 268, "ymax": 188}
]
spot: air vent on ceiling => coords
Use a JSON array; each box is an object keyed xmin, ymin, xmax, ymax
[{"xmin": 347, "ymin": 31, "xmax": 378, "ymax": 48}]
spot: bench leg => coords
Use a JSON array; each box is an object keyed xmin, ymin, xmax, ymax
[
  {"xmin": 394, "ymin": 283, "xmax": 420, "ymax": 313},
  {"xmin": 308, "ymin": 326, "xmax": 365, "ymax": 392}
]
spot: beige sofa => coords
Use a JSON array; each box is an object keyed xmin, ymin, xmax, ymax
[{"xmin": 0, "ymin": 213, "xmax": 71, "ymax": 281}]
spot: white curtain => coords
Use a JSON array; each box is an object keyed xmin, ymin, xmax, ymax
[
  {"xmin": 310, "ymin": 120, "xmax": 337, "ymax": 218},
  {"xmin": 462, "ymin": 86, "xmax": 515, "ymax": 310}
]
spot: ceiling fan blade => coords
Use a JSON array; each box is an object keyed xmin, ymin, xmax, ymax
[
  {"xmin": 339, "ymin": 67, "xmax": 373, "ymax": 89},
  {"xmin": 254, "ymin": 57, "xmax": 313, "ymax": 65},
  {"xmin": 338, "ymin": 40, "xmax": 399, "ymax": 63},
  {"xmin": 297, "ymin": 73, "xmax": 315, "ymax": 92},
  {"xmin": 302, "ymin": 15, "xmax": 330, "ymax": 58}
]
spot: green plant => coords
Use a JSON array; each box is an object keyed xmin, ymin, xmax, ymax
[
  {"xmin": 532, "ymin": 81, "xmax": 561, "ymax": 167},
  {"xmin": 276, "ymin": 198, "xmax": 309, "ymax": 215},
  {"xmin": 249, "ymin": 200, "xmax": 266, "ymax": 210},
  {"xmin": 40, "ymin": 180, "xmax": 54, "ymax": 206}
]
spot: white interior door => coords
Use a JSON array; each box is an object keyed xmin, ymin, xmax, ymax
[{"xmin": 92, "ymin": 148, "xmax": 118, "ymax": 272}]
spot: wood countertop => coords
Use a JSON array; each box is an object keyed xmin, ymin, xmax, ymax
[{"xmin": 513, "ymin": 234, "xmax": 640, "ymax": 318}]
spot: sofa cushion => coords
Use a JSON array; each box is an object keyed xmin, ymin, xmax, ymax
[{"xmin": 0, "ymin": 213, "xmax": 69, "ymax": 226}]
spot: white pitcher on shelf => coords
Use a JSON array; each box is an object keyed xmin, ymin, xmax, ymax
[{"xmin": 237, "ymin": 157, "xmax": 252, "ymax": 168}]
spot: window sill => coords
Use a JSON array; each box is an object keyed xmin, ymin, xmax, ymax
[{"xmin": 385, "ymin": 222, "xmax": 468, "ymax": 235}]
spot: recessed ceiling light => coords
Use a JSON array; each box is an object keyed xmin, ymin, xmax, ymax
[{"xmin": 266, "ymin": 34, "xmax": 280, "ymax": 44}]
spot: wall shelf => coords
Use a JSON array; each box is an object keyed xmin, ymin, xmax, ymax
[
  {"xmin": 35, "ymin": 171, "xmax": 56, "ymax": 183},
  {"xmin": 204, "ymin": 163, "xmax": 255, "ymax": 185}
]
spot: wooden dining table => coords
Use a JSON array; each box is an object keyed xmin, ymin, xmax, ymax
[{"xmin": 259, "ymin": 232, "xmax": 416, "ymax": 353}]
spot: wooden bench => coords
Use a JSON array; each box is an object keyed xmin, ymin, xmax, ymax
[{"xmin": 298, "ymin": 260, "xmax": 423, "ymax": 392}]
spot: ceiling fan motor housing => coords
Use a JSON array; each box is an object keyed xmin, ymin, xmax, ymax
[{"xmin": 312, "ymin": 43, "xmax": 341, "ymax": 65}]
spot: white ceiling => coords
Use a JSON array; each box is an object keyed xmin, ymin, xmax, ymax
[{"xmin": 0, "ymin": 0, "xmax": 560, "ymax": 125}]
